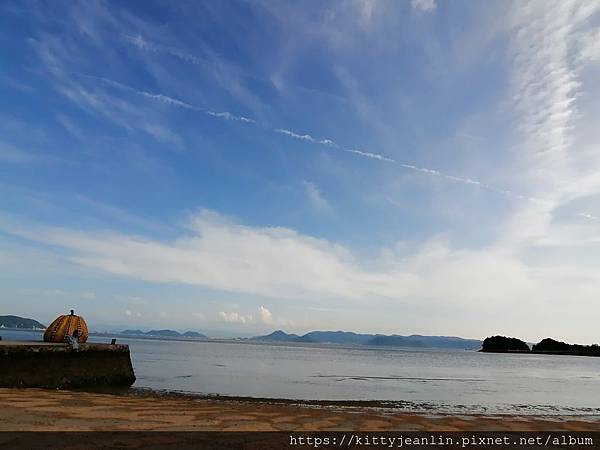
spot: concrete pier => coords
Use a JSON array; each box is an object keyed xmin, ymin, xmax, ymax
[{"xmin": 0, "ymin": 341, "xmax": 136, "ymax": 389}]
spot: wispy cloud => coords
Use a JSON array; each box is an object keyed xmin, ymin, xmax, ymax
[
  {"xmin": 56, "ymin": 114, "xmax": 84, "ymax": 140},
  {"xmin": 508, "ymin": 1, "xmax": 600, "ymax": 200},
  {"xmin": 142, "ymin": 123, "xmax": 184, "ymax": 147},
  {"xmin": 495, "ymin": 0, "xmax": 600, "ymax": 255},
  {"xmin": 302, "ymin": 181, "xmax": 332, "ymax": 213}
]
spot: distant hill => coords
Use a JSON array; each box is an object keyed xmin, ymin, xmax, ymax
[
  {"xmin": 182, "ymin": 331, "xmax": 207, "ymax": 338},
  {"xmin": 302, "ymin": 331, "xmax": 372, "ymax": 345},
  {"xmin": 119, "ymin": 329, "xmax": 207, "ymax": 339},
  {"xmin": 0, "ymin": 315, "xmax": 45, "ymax": 330},
  {"xmin": 252, "ymin": 330, "xmax": 481, "ymax": 350},
  {"xmin": 146, "ymin": 329, "xmax": 180, "ymax": 337},
  {"xmin": 257, "ymin": 330, "xmax": 302, "ymax": 342},
  {"xmin": 532, "ymin": 338, "xmax": 600, "ymax": 356}
]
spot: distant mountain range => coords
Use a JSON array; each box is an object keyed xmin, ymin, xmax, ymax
[
  {"xmin": 252, "ymin": 330, "xmax": 481, "ymax": 350},
  {"xmin": 119, "ymin": 329, "xmax": 208, "ymax": 339},
  {"xmin": 0, "ymin": 315, "xmax": 480, "ymax": 350},
  {"xmin": 0, "ymin": 315, "xmax": 45, "ymax": 330}
]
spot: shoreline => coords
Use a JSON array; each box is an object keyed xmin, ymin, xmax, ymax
[
  {"xmin": 1, "ymin": 387, "xmax": 599, "ymax": 432},
  {"xmin": 120, "ymin": 387, "xmax": 600, "ymax": 418}
]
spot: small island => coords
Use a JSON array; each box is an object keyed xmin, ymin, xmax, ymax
[
  {"xmin": 481, "ymin": 335, "xmax": 600, "ymax": 357},
  {"xmin": 481, "ymin": 335, "xmax": 530, "ymax": 352},
  {"xmin": 532, "ymin": 338, "xmax": 600, "ymax": 357}
]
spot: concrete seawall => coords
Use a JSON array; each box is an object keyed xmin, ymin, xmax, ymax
[{"xmin": 0, "ymin": 341, "xmax": 136, "ymax": 389}]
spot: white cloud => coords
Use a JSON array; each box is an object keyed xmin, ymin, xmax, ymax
[
  {"xmin": 577, "ymin": 28, "xmax": 600, "ymax": 63},
  {"xmin": 218, "ymin": 311, "xmax": 253, "ymax": 324},
  {"xmin": 2, "ymin": 208, "xmax": 600, "ymax": 317},
  {"xmin": 218, "ymin": 306, "xmax": 290, "ymax": 327},
  {"xmin": 411, "ymin": 0, "xmax": 436, "ymax": 13},
  {"xmin": 258, "ymin": 306, "xmax": 293, "ymax": 327},
  {"xmin": 258, "ymin": 306, "xmax": 273, "ymax": 325}
]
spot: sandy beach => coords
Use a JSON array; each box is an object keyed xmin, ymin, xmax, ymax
[{"xmin": 1, "ymin": 388, "xmax": 598, "ymax": 432}]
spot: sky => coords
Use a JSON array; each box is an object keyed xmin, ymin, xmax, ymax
[{"xmin": 1, "ymin": 0, "xmax": 599, "ymax": 341}]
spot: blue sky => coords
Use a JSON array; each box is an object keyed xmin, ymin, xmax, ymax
[{"xmin": 1, "ymin": 0, "xmax": 600, "ymax": 341}]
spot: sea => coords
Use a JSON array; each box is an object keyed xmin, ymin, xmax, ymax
[{"xmin": 2, "ymin": 329, "xmax": 600, "ymax": 416}]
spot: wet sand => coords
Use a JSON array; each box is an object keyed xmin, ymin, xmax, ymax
[{"xmin": 1, "ymin": 388, "xmax": 599, "ymax": 431}]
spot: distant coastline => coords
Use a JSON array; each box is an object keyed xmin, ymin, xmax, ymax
[
  {"xmin": 5, "ymin": 314, "xmax": 598, "ymax": 356},
  {"xmin": 250, "ymin": 330, "xmax": 481, "ymax": 350},
  {"xmin": 1, "ymin": 315, "xmax": 481, "ymax": 350}
]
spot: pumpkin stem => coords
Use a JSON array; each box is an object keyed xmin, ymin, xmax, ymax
[{"xmin": 70, "ymin": 309, "xmax": 74, "ymax": 316}]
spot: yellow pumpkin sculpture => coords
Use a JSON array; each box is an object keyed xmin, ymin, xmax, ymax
[{"xmin": 43, "ymin": 309, "xmax": 89, "ymax": 343}]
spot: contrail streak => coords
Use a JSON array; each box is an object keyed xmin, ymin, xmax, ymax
[
  {"xmin": 275, "ymin": 129, "xmax": 395, "ymax": 162},
  {"xmin": 275, "ymin": 128, "xmax": 548, "ymax": 204},
  {"xmin": 81, "ymin": 71, "xmax": 545, "ymax": 204},
  {"xmin": 79, "ymin": 74, "xmax": 255, "ymax": 123}
]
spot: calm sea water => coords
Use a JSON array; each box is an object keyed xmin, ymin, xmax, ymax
[{"xmin": 3, "ymin": 329, "xmax": 600, "ymax": 415}]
